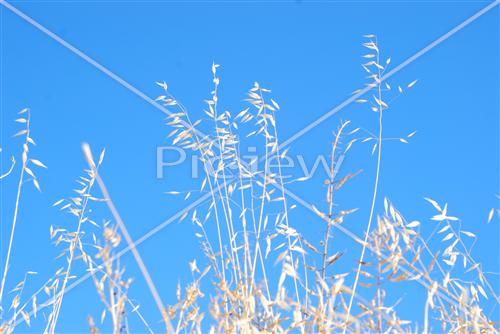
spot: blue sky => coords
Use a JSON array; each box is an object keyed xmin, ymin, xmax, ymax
[{"xmin": 0, "ymin": 0, "xmax": 498, "ymax": 332}]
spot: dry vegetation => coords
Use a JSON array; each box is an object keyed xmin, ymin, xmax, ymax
[{"xmin": 0, "ymin": 37, "xmax": 498, "ymax": 334}]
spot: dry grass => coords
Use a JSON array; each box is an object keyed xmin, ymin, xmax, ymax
[{"xmin": 0, "ymin": 36, "xmax": 498, "ymax": 334}]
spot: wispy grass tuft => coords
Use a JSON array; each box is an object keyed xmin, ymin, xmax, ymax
[{"xmin": 0, "ymin": 37, "xmax": 498, "ymax": 334}]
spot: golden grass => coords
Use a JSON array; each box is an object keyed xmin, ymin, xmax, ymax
[{"xmin": 0, "ymin": 37, "xmax": 498, "ymax": 334}]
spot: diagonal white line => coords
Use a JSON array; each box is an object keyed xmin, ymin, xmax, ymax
[
  {"xmin": 27, "ymin": 154, "xmax": 347, "ymax": 320},
  {"xmin": 3, "ymin": 0, "xmax": 495, "ymax": 287},
  {"xmin": 17, "ymin": 149, "xmax": 469, "ymax": 328},
  {"xmin": 4, "ymin": 0, "xmax": 497, "ymax": 164},
  {"xmin": 3, "ymin": 1, "xmax": 497, "ymax": 328},
  {"xmin": 273, "ymin": 186, "xmax": 475, "ymax": 315},
  {"xmin": 0, "ymin": 0, "xmax": 210, "ymax": 140},
  {"xmin": 4, "ymin": 0, "xmax": 498, "ymax": 154},
  {"xmin": 2, "ymin": 0, "xmax": 493, "ymax": 271},
  {"xmin": 12, "ymin": 189, "xmax": 214, "ymax": 327},
  {"xmin": 278, "ymin": 0, "xmax": 500, "ymax": 150}
]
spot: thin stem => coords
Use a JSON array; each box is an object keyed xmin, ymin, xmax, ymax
[
  {"xmin": 376, "ymin": 223, "xmax": 383, "ymax": 332},
  {"xmin": 0, "ymin": 157, "xmax": 15, "ymax": 180},
  {"xmin": 343, "ymin": 42, "xmax": 383, "ymax": 332},
  {"xmin": 82, "ymin": 144, "xmax": 173, "ymax": 333},
  {"xmin": 0, "ymin": 112, "xmax": 30, "ymax": 306},
  {"xmin": 269, "ymin": 108, "xmax": 303, "ymax": 308},
  {"xmin": 322, "ymin": 122, "xmax": 347, "ymax": 281},
  {"xmin": 49, "ymin": 172, "xmax": 96, "ymax": 333}
]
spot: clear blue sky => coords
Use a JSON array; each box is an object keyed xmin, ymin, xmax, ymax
[{"xmin": 1, "ymin": 1, "xmax": 498, "ymax": 332}]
